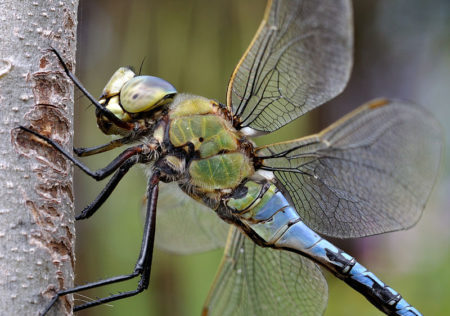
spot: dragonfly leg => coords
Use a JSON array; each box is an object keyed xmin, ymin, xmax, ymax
[
  {"xmin": 49, "ymin": 47, "xmax": 133, "ymax": 131},
  {"xmin": 19, "ymin": 126, "xmax": 145, "ymax": 180},
  {"xmin": 76, "ymin": 156, "xmax": 139, "ymax": 220},
  {"xmin": 73, "ymin": 135, "xmax": 133, "ymax": 157},
  {"xmin": 39, "ymin": 172, "xmax": 160, "ymax": 316}
]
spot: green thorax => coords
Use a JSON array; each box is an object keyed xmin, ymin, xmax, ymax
[{"xmin": 167, "ymin": 94, "xmax": 254, "ymax": 192}]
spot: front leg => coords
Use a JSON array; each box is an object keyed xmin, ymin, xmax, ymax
[{"xmin": 49, "ymin": 48, "xmax": 133, "ymax": 131}]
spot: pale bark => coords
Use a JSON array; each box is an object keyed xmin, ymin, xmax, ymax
[{"xmin": 0, "ymin": 1, "xmax": 78, "ymax": 315}]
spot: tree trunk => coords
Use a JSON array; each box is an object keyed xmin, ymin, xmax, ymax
[{"xmin": 0, "ymin": 1, "xmax": 78, "ymax": 315}]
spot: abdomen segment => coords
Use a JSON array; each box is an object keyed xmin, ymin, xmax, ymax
[{"xmin": 232, "ymin": 183, "xmax": 421, "ymax": 316}]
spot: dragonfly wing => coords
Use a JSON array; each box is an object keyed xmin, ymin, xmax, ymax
[
  {"xmin": 256, "ymin": 99, "xmax": 443, "ymax": 238},
  {"xmin": 228, "ymin": 0, "xmax": 353, "ymax": 133},
  {"xmin": 203, "ymin": 226, "xmax": 327, "ymax": 316},
  {"xmin": 155, "ymin": 182, "xmax": 229, "ymax": 254}
]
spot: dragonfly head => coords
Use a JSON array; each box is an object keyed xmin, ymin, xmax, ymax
[{"xmin": 97, "ymin": 67, "xmax": 177, "ymax": 135}]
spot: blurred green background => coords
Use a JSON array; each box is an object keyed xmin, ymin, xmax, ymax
[{"xmin": 71, "ymin": 0, "xmax": 450, "ymax": 315}]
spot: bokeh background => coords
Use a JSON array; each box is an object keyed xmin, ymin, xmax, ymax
[{"xmin": 71, "ymin": 0, "xmax": 449, "ymax": 315}]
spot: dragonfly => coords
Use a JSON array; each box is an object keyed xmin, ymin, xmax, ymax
[{"xmin": 19, "ymin": 0, "xmax": 442, "ymax": 315}]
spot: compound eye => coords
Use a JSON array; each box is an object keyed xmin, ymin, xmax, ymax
[
  {"xmin": 120, "ymin": 76, "xmax": 177, "ymax": 113},
  {"xmin": 102, "ymin": 67, "xmax": 136, "ymax": 98}
]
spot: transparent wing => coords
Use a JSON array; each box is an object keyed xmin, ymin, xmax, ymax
[
  {"xmin": 228, "ymin": 0, "xmax": 353, "ymax": 133},
  {"xmin": 203, "ymin": 226, "xmax": 327, "ymax": 316},
  {"xmin": 256, "ymin": 99, "xmax": 443, "ymax": 238},
  {"xmin": 155, "ymin": 182, "xmax": 229, "ymax": 254}
]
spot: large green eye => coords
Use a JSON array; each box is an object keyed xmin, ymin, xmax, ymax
[
  {"xmin": 120, "ymin": 76, "xmax": 177, "ymax": 113},
  {"xmin": 102, "ymin": 67, "xmax": 136, "ymax": 98}
]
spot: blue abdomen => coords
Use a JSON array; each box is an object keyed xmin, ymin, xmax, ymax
[{"xmin": 230, "ymin": 182, "xmax": 421, "ymax": 316}]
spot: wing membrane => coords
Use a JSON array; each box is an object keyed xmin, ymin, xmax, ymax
[
  {"xmin": 203, "ymin": 227, "xmax": 327, "ymax": 316},
  {"xmin": 155, "ymin": 182, "xmax": 229, "ymax": 254},
  {"xmin": 256, "ymin": 99, "xmax": 443, "ymax": 238},
  {"xmin": 228, "ymin": 0, "xmax": 353, "ymax": 133}
]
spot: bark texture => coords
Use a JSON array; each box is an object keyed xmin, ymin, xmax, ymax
[{"xmin": 0, "ymin": 1, "xmax": 78, "ymax": 315}]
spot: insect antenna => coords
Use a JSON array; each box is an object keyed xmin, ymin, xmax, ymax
[{"xmin": 138, "ymin": 56, "xmax": 147, "ymax": 75}]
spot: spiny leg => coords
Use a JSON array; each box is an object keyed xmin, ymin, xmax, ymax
[
  {"xmin": 73, "ymin": 135, "xmax": 133, "ymax": 157},
  {"xmin": 49, "ymin": 47, "xmax": 133, "ymax": 131},
  {"xmin": 76, "ymin": 156, "xmax": 139, "ymax": 220},
  {"xmin": 39, "ymin": 172, "xmax": 160, "ymax": 316},
  {"xmin": 48, "ymin": 48, "xmax": 134, "ymax": 155},
  {"xmin": 19, "ymin": 126, "xmax": 144, "ymax": 180}
]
